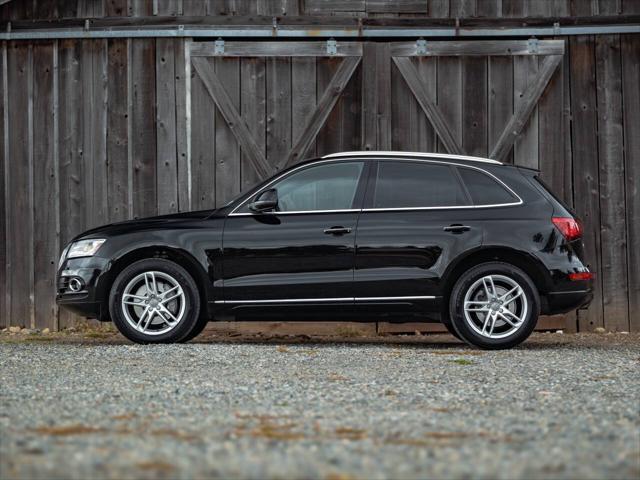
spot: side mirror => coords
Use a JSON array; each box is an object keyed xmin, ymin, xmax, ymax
[{"xmin": 249, "ymin": 188, "xmax": 278, "ymax": 213}]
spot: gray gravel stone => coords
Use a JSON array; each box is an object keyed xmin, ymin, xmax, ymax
[{"xmin": 0, "ymin": 335, "xmax": 638, "ymax": 479}]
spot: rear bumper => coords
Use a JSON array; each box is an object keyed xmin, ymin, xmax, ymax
[{"xmin": 543, "ymin": 289, "xmax": 593, "ymax": 315}]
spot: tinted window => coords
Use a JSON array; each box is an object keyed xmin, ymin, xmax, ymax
[
  {"xmin": 242, "ymin": 161, "xmax": 364, "ymax": 213},
  {"xmin": 458, "ymin": 167, "xmax": 518, "ymax": 205},
  {"xmin": 373, "ymin": 161, "xmax": 469, "ymax": 208}
]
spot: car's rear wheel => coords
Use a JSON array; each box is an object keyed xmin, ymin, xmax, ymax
[
  {"xmin": 449, "ymin": 262, "xmax": 539, "ymax": 349},
  {"xmin": 109, "ymin": 258, "xmax": 201, "ymax": 344}
]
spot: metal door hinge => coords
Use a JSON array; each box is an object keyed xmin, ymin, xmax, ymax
[
  {"xmin": 416, "ymin": 38, "xmax": 428, "ymax": 55},
  {"xmin": 527, "ymin": 38, "xmax": 539, "ymax": 54},
  {"xmin": 214, "ymin": 38, "xmax": 225, "ymax": 55},
  {"xmin": 326, "ymin": 39, "xmax": 337, "ymax": 56}
]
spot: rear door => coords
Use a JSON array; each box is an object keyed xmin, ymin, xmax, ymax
[{"xmin": 353, "ymin": 159, "xmax": 483, "ymax": 308}]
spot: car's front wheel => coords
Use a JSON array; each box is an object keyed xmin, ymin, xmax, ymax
[
  {"xmin": 109, "ymin": 258, "xmax": 201, "ymax": 344},
  {"xmin": 449, "ymin": 262, "xmax": 539, "ymax": 349}
]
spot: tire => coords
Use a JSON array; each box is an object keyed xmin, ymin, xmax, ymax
[
  {"xmin": 178, "ymin": 315, "xmax": 209, "ymax": 343},
  {"xmin": 448, "ymin": 262, "xmax": 540, "ymax": 350},
  {"xmin": 109, "ymin": 258, "xmax": 201, "ymax": 344},
  {"xmin": 440, "ymin": 313, "xmax": 462, "ymax": 340}
]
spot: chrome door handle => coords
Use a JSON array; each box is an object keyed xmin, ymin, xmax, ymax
[
  {"xmin": 443, "ymin": 224, "xmax": 471, "ymax": 233},
  {"xmin": 324, "ymin": 226, "xmax": 352, "ymax": 235}
]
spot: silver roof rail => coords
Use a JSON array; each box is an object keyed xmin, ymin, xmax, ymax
[{"xmin": 321, "ymin": 151, "xmax": 503, "ymax": 165}]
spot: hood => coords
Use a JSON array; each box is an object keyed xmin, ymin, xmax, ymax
[{"xmin": 73, "ymin": 209, "xmax": 220, "ymax": 241}]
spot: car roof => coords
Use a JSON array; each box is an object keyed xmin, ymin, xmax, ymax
[{"xmin": 321, "ymin": 151, "xmax": 502, "ymax": 165}]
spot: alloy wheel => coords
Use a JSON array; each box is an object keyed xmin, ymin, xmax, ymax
[
  {"xmin": 121, "ymin": 271, "xmax": 186, "ymax": 335},
  {"xmin": 462, "ymin": 274, "xmax": 528, "ymax": 339}
]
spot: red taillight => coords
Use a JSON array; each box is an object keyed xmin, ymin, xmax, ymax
[
  {"xmin": 568, "ymin": 272, "xmax": 594, "ymax": 281},
  {"xmin": 552, "ymin": 217, "xmax": 582, "ymax": 241}
]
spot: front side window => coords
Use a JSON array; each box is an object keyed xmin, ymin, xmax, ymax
[
  {"xmin": 240, "ymin": 161, "xmax": 365, "ymax": 213},
  {"xmin": 458, "ymin": 167, "xmax": 519, "ymax": 206},
  {"xmin": 372, "ymin": 161, "xmax": 469, "ymax": 209}
]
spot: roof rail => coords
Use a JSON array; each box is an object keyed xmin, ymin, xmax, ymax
[{"xmin": 321, "ymin": 151, "xmax": 502, "ymax": 165}]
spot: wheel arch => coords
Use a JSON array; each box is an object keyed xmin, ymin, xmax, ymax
[
  {"xmin": 98, "ymin": 245, "xmax": 212, "ymax": 321},
  {"xmin": 441, "ymin": 246, "xmax": 551, "ymax": 309}
]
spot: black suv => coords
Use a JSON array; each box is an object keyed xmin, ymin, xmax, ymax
[{"xmin": 56, "ymin": 151, "xmax": 593, "ymax": 349}]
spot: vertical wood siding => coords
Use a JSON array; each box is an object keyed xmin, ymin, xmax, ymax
[
  {"xmin": 4, "ymin": 0, "xmax": 639, "ymax": 20},
  {"xmin": 0, "ymin": 35, "xmax": 639, "ymax": 333}
]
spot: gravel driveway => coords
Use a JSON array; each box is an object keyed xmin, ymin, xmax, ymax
[{"xmin": 0, "ymin": 331, "xmax": 638, "ymax": 480}]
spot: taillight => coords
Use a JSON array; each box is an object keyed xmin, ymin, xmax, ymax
[
  {"xmin": 552, "ymin": 217, "xmax": 582, "ymax": 241},
  {"xmin": 568, "ymin": 272, "xmax": 594, "ymax": 281}
]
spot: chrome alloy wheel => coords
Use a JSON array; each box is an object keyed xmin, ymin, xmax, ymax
[
  {"xmin": 463, "ymin": 274, "xmax": 528, "ymax": 339},
  {"xmin": 121, "ymin": 271, "xmax": 186, "ymax": 335}
]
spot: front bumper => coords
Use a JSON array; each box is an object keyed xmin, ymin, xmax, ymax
[{"xmin": 56, "ymin": 256, "xmax": 111, "ymax": 320}]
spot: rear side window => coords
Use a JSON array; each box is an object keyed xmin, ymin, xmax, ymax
[
  {"xmin": 373, "ymin": 161, "xmax": 469, "ymax": 208},
  {"xmin": 458, "ymin": 167, "xmax": 519, "ymax": 206}
]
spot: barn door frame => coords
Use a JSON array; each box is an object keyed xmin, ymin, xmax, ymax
[
  {"xmin": 377, "ymin": 39, "xmax": 565, "ymax": 160},
  {"xmin": 186, "ymin": 40, "xmax": 362, "ymax": 186}
]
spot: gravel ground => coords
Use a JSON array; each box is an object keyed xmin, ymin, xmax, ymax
[{"xmin": 0, "ymin": 330, "xmax": 639, "ymax": 480}]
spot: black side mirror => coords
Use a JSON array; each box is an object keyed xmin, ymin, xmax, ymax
[{"xmin": 249, "ymin": 188, "xmax": 278, "ymax": 213}]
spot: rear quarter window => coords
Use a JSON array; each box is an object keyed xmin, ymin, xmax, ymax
[{"xmin": 457, "ymin": 167, "xmax": 520, "ymax": 206}]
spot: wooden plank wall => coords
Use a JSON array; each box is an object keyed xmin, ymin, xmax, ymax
[
  {"xmin": 3, "ymin": 0, "xmax": 640, "ymax": 20},
  {"xmin": 0, "ymin": 35, "xmax": 639, "ymax": 333}
]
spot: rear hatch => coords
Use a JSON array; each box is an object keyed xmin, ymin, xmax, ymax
[{"xmin": 518, "ymin": 168, "xmax": 587, "ymax": 262}]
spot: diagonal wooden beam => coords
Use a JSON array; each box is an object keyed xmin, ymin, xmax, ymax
[
  {"xmin": 490, "ymin": 54, "xmax": 563, "ymax": 162},
  {"xmin": 191, "ymin": 57, "xmax": 272, "ymax": 179},
  {"xmin": 392, "ymin": 56, "xmax": 464, "ymax": 155},
  {"xmin": 285, "ymin": 56, "xmax": 361, "ymax": 167}
]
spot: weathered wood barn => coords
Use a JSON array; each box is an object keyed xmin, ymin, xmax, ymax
[{"xmin": 0, "ymin": 0, "xmax": 638, "ymax": 333}]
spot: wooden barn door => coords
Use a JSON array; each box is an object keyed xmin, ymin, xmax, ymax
[{"xmin": 186, "ymin": 40, "xmax": 362, "ymax": 209}]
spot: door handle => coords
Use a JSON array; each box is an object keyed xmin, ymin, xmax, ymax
[
  {"xmin": 324, "ymin": 226, "xmax": 352, "ymax": 235},
  {"xmin": 443, "ymin": 224, "xmax": 471, "ymax": 233}
]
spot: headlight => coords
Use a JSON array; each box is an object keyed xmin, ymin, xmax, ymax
[{"xmin": 67, "ymin": 239, "xmax": 106, "ymax": 259}]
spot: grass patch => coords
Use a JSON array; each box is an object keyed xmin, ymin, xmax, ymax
[
  {"xmin": 448, "ymin": 358, "xmax": 475, "ymax": 366},
  {"xmin": 335, "ymin": 326, "xmax": 364, "ymax": 338}
]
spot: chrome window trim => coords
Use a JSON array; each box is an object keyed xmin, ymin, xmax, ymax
[
  {"xmin": 229, "ymin": 156, "xmax": 522, "ymax": 216},
  {"xmin": 215, "ymin": 295, "xmax": 436, "ymax": 304},
  {"xmin": 230, "ymin": 208, "xmax": 360, "ymax": 217}
]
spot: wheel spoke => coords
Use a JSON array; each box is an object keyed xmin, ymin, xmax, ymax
[
  {"xmin": 159, "ymin": 305, "xmax": 179, "ymax": 325},
  {"xmin": 123, "ymin": 300, "xmax": 144, "ymax": 306},
  {"xmin": 123, "ymin": 293, "xmax": 147, "ymax": 301},
  {"xmin": 142, "ymin": 310, "xmax": 156, "ymax": 332},
  {"xmin": 502, "ymin": 289, "xmax": 523, "ymax": 306},
  {"xmin": 502, "ymin": 309, "xmax": 523, "ymax": 323},
  {"xmin": 481, "ymin": 313, "xmax": 493, "ymax": 335},
  {"xmin": 488, "ymin": 315, "xmax": 497, "ymax": 336},
  {"xmin": 497, "ymin": 311, "xmax": 519, "ymax": 327},
  {"xmin": 160, "ymin": 285, "xmax": 179, "ymax": 299},
  {"xmin": 160, "ymin": 291, "xmax": 183, "ymax": 305},
  {"xmin": 136, "ymin": 306, "xmax": 150, "ymax": 329},
  {"xmin": 499, "ymin": 285, "xmax": 519, "ymax": 301}
]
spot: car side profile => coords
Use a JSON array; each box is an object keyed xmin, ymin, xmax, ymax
[{"xmin": 56, "ymin": 151, "xmax": 593, "ymax": 349}]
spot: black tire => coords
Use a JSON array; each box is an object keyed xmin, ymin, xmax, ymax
[
  {"xmin": 440, "ymin": 313, "xmax": 462, "ymax": 340},
  {"xmin": 178, "ymin": 315, "xmax": 209, "ymax": 343},
  {"xmin": 109, "ymin": 258, "xmax": 201, "ymax": 344},
  {"xmin": 449, "ymin": 262, "xmax": 540, "ymax": 350}
]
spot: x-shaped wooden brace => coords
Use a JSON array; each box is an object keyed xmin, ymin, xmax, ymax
[
  {"xmin": 192, "ymin": 56, "xmax": 361, "ymax": 180},
  {"xmin": 392, "ymin": 54, "xmax": 563, "ymax": 162}
]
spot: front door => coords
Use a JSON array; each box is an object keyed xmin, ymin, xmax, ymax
[{"xmin": 222, "ymin": 160, "xmax": 368, "ymax": 305}]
